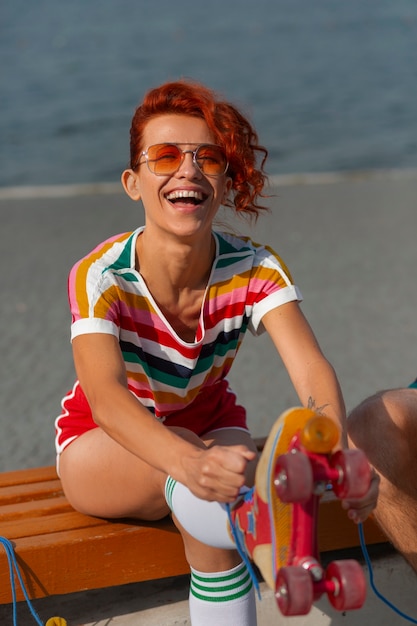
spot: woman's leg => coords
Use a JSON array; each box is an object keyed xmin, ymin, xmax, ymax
[
  {"xmin": 59, "ymin": 426, "xmax": 259, "ymax": 625},
  {"xmin": 59, "ymin": 426, "xmax": 172, "ymax": 520},
  {"xmin": 58, "ymin": 425, "xmax": 257, "ymax": 521},
  {"xmin": 168, "ymin": 429, "xmax": 258, "ymax": 626}
]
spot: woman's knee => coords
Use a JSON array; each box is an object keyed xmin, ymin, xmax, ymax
[
  {"xmin": 203, "ymin": 429, "xmax": 258, "ymax": 486},
  {"xmin": 168, "ymin": 426, "xmax": 207, "ymax": 448},
  {"xmin": 173, "ymin": 515, "xmax": 241, "ymax": 572}
]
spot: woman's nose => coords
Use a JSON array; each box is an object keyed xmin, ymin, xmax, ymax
[{"xmin": 175, "ymin": 151, "xmax": 202, "ymax": 177}]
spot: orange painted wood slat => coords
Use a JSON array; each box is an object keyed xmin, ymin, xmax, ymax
[
  {"xmin": 0, "ymin": 495, "xmax": 72, "ymax": 522},
  {"xmin": 0, "ymin": 518, "xmax": 188, "ymax": 603},
  {"xmin": 0, "ymin": 481, "xmax": 63, "ymax": 507},
  {"xmin": 0, "ymin": 466, "xmax": 58, "ymax": 488},
  {"xmin": 0, "ymin": 510, "xmax": 106, "ymax": 540}
]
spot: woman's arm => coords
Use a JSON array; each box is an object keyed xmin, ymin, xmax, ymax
[
  {"xmin": 72, "ymin": 334, "xmax": 255, "ymax": 501},
  {"xmin": 261, "ymin": 300, "xmax": 347, "ymax": 442},
  {"xmin": 262, "ymin": 301, "xmax": 379, "ymax": 521}
]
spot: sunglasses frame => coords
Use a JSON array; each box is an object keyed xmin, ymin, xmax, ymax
[{"xmin": 137, "ymin": 143, "xmax": 229, "ymax": 177}]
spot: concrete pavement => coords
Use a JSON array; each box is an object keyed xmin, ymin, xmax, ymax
[
  {"xmin": 1, "ymin": 169, "xmax": 417, "ymax": 624},
  {"xmin": 1, "ymin": 169, "xmax": 416, "ymax": 471}
]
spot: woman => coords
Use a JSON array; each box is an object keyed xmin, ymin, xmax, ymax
[{"xmin": 55, "ymin": 80, "xmax": 378, "ymax": 625}]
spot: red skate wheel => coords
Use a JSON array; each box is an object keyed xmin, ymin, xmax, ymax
[
  {"xmin": 276, "ymin": 566, "xmax": 313, "ymax": 616},
  {"xmin": 274, "ymin": 451, "xmax": 313, "ymax": 502},
  {"xmin": 330, "ymin": 449, "xmax": 371, "ymax": 499},
  {"xmin": 325, "ymin": 559, "xmax": 367, "ymax": 610}
]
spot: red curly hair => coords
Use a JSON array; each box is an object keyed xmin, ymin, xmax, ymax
[{"xmin": 129, "ymin": 79, "xmax": 269, "ymax": 219}]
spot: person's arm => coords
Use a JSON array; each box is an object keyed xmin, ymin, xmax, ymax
[
  {"xmin": 262, "ymin": 301, "xmax": 379, "ymax": 521},
  {"xmin": 72, "ymin": 333, "xmax": 255, "ymax": 502},
  {"xmin": 261, "ymin": 301, "xmax": 347, "ymax": 443}
]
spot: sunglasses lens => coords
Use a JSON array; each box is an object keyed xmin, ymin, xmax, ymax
[
  {"xmin": 195, "ymin": 146, "xmax": 228, "ymax": 176},
  {"xmin": 145, "ymin": 144, "xmax": 228, "ymax": 176},
  {"xmin": 147, "ymin": 144, "xmax": 182, "ymax": 175}
]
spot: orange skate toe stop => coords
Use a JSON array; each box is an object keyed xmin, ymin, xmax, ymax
[{"xmin": 301, "ymin": 416, "xmax": 340, "ymax": 453}]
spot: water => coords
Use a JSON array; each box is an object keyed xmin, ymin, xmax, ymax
[{"xmin": 2, "ymin": 0, "xmax": 417, "ymax": 187}]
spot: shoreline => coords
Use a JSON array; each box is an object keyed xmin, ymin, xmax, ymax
[{"xmin": 1, "ymin": 166, "xmax": 417, "ymax": 200}]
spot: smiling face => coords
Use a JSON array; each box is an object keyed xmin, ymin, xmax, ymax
[{"xmin": 122, "ymin": 114, "xmax": 232, "ymax": 242}]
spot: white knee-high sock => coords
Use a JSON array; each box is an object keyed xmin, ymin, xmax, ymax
[
  {"xmin": 165, "ymin": 476, "xmax": 236, "ymax": 549},
  {"xmin": 189, "ymin": 562, "xmax": 257, "ymax": 626},
  {"xmin": 165, "ymin": 478, "xmax": 258, "ymax": 624}
]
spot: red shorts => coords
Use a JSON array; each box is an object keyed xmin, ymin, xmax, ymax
[{"xmin": 55, "ymin": 378, "xmax": 249, "ymax": 457}]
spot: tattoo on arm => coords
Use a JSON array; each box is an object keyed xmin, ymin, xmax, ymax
[{"xmin": 307, "ymin": 397, "xmax": 330, "ymax": 415}]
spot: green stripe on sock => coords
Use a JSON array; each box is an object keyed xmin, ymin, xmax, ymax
[
  {"xmin": 191, "ymin": 566, "xmax": 249, "ymax": 585},
  {"xmin": 191, "ymin": 571, "xmax": 252, "ymax": 595},
  {"xmin": 165, "ymin": 476, "xmax": 177, "ymax": 510},
  {"xmin": 190, "ymin": 563, "xmax": 253, "ymax": 603}
]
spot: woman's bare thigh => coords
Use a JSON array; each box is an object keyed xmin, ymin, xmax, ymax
[
  {"xmin": 59, "ymin": 426, "xmax": 258, "ymax": 521},
  {"xmin": 58, "ymin": 428, "xmax": 169, "ymax": 520}
]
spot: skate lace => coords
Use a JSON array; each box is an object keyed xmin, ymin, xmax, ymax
[
  {"xmin": 226, "ymin": 492, "xmax": 261, "ymax": 600},
  {"xmin": 0, "ymin": 536, "xmax": 67, "ymax": 626},
  {"xmin": 359, "ymin": 523, "xmax": 417, "ymax": 623},
  {"xmin": 0, "ymin": 536, "xmax": 44, "ymax": 625}
]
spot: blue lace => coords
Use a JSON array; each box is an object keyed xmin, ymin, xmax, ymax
[
  {"xmin": 0, "ymin": 536, "xmax": 44, "ymax": 625},
  {"xmin": 226, "ymin": 495, "xmax": 261, "ymax": 599},
  {"xmin": 5, "ymin": 519, "xmax": 414, "ymax": 623},
  {"xmin": 359, "ymin": 523, "xmax": 417, "ymax": 623},
  {"xmin": 226, "ymin": 511, "xmax": 417, "ymax": 620}
]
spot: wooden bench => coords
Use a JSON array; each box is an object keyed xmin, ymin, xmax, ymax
[{"xmin": 0, "ymin": 438, "xmax": 387, "ymax": 604}]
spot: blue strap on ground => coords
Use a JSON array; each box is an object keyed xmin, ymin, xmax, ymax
[
  {"xmin": 359, "ymin": 523, "xmax": 417, "ymax": 623},
  {"xmin": 0, "ymin": 536, "xmax": 44, "ymax": 626}
]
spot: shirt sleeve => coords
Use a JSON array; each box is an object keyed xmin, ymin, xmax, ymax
[
  {"xmin": 67, "ymin": 231, "xmax": 136, "ymax": 343},
  {"xmin": 68, "ymin": 259, "xmax": 122, "ymax": 342},
  {"xmin": 248, "ymin": 243, "xmax": 303, "ymax": 335}
]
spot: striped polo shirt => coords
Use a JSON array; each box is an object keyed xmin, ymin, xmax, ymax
[{"xmin": 68, "ymin": 227, "xmax": 302, "ymax": 419}]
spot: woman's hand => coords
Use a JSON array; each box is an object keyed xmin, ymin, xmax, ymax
[
  {"xmin": 341, "ymin": 468, "xmax": 380, "ymax": 524},
  {"xmin": 181, "ymin": 444, "xmax": 257, "ymax": 503}
]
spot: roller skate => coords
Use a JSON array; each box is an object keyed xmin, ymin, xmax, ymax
[{"xmin": 230, "ymin": 407, "xmax": 371, "ymax": 616}]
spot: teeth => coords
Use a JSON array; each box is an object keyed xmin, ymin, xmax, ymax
[{"xmin": 166, "ymin": 190, "xmax": 204, "ymax": 201}]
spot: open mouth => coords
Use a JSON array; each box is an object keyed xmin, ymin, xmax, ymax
[{"xmin": 165, "ymin": 190, "xmax": 207, "ymax": 206}]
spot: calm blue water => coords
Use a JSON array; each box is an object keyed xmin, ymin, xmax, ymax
[{"xmin": 2, "ymin": 0, "xmax": 417, "ymax": 187}]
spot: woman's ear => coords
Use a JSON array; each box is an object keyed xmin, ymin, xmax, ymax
[
  {"xmin": 121, "ymin": 169, "xmax": 141, "ymax": 201},
  {"xmin": 222, "ymin": 176, "xmax": 233, "ymax": 203}
]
